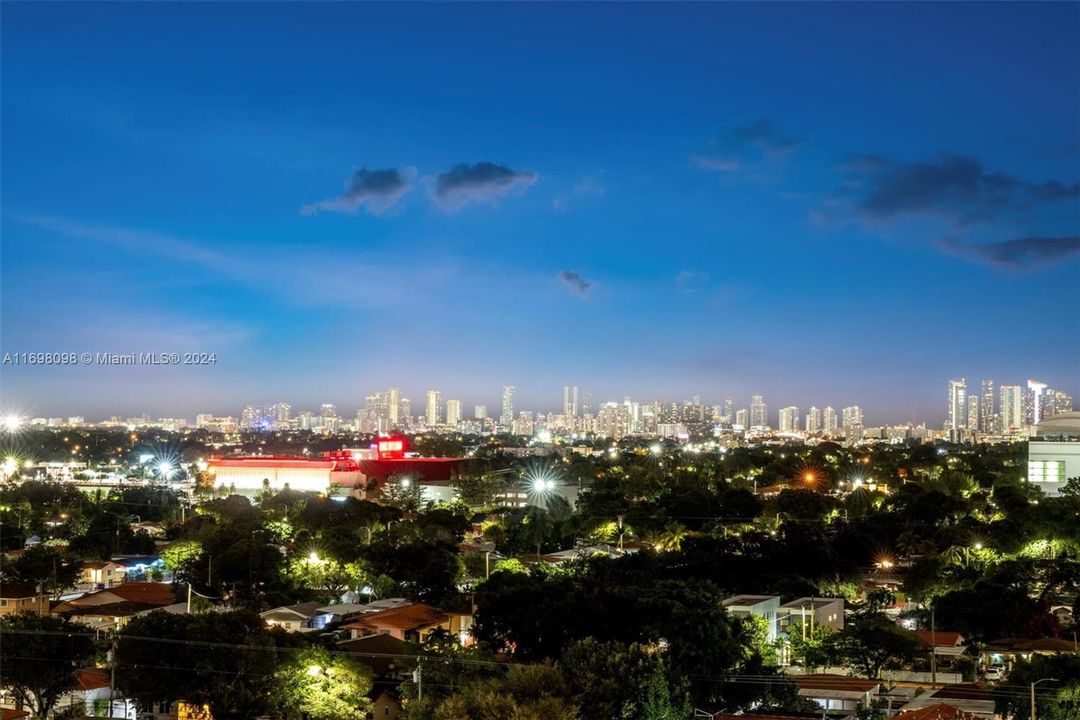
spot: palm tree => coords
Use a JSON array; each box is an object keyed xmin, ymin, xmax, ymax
[{"xmin": 656, "ymin": 522, "xmax": 688, "ymax": 552}]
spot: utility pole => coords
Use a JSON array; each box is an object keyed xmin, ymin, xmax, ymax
[
  {"xmin": 108, "ymin": 634, "xmax": 117, "ymax": 719},
  {"xmin": 414, "ymin": 658, "xmax": 423, "ymax": 701},
  {"xmin": 930, "ymin": 603, "xmax": 937, "ymax": 686},
  {"xmin": 1031, "ymin": 677, "xmax": 1058, "ymax": 720}
]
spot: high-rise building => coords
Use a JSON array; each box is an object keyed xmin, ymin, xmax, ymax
[
  {"xmin": 1000, "ymin": 384, "xmax": 1023, "ymax": 431},
  {"xmin": 966, "ymin": 397, "xmax": 979, "ymax": 433},
  {"xmin": 500, "ymin": 386, "xmax": 516, "ymax": 431},
  {"xmin": 980, "ymin": 379, "xmax": 995, "ymax": 434},
  {"xmin": 399, "ymin": 397, "xmax": 411, "ymax": 427},
  {"xmin": 750, "ymin": 395, "xmax": 768, "ymax": 429},
  {"xmin": 269, "ymin": 402, "xmax": 292, "ymax": 428},
  {"xmin": 842, "ymin": 405, "xmax": 863, "ymax": 441},
  {"xmin": 734, "ymin": 408, "xmax": 748, "ymax": 428},
  {"xmin": 388, "ymin": 388, "xmax": 401, "ymax": 425},
  {"xmin": 425, "ymin": 390, "xmax": 443, "ymax": 426},
  {"xmin": 1048, "ymin": 389, "xmax": 1073, "ymax": 417},
  {"xmin": 778, "ymin": 406, "xmax": 799, "ymax": 433},
  {"xmin": 446, "ymin": 399, "xmax": 462, "ymax": 426},
  {"xmin": 320, "ymin": 403, "xmax": 337, "ymax": 418},
  {"xmin": 563, "ymin": 385, "xmax": 579, "ymax": 417},
  {"xmin": 806, "ymin": 406, "xmax": 821, "ymax": 433},
  {"xmin": 1027, "ymin": 379, "xmax": 1048, "ymax": 425},
  {"xmin": 723, "ymin": 395, "xmax": 734, "ymax": 423},
  {"xmin": 474, "ymin": 404, "xmax": 488, "ymax": 420},
  {"xmin": 823, "ymin": 406, "xmax": 838, "ymax": 434},
  {"xmin": 947, "ymin": 379, "xmax": 967, "ymax": 432}
]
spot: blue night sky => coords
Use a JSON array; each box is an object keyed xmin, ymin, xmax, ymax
[{"xmin": 1, "ymin": 2, "xmax": 1078, "ymax": 424}]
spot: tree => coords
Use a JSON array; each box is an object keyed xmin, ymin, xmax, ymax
[
  {"xmin": 993, "ymin": 653, "xmax": 1080, "ymax": 720},
  {"xmin": 834, "ymin": 614, "xmax": 920, "ymax": 678},
  {"xmin": 116, "ymin": 610, "xmax": 279, "ymax": 720},
  {"xmin": 273, "ymin": 646, "xmax": 373, "ymax": 720},
  {"xmin": 0, "ymin": 544, "xmax": 82, "ymax": 597},
  {"xmin": 0, "ymin": 612, "xmax": 97, "ymax": 718},
  {"xmin": 560, "ymin": 638, "xmax": 691, "ymax": 720}
]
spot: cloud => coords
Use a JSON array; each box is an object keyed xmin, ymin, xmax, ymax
[
  {"xmin": 694, "ymin": 119, "xmax": 804, "ymax": 171},
  {"xmin": 558, "ymin": 270, "xmax": 591, "ymax": 298},
  {"xmin": 844, "ymin": 152, "xmax": 1079, "ymax": 225},
  {"xmin": 301, "ymin": 166, "xmax": 416, "ymax": 216},
  {"xmin": 14, "ymin": 214, "xmax": 457, "ymax": 309},
  {"xmin": 553, "ymin": 172, "xmax": 606, "ymax": 211},
  {"xmin": 938, "ymin": 235, "xmax": 1080, "ymax": 268},
  {"xmin": 432, "ymin": 162, "xmax": 538, "ymax": 210},
  {"xmin": 675, "ymin": 270, "xmax": 710, "ymax": 293}
]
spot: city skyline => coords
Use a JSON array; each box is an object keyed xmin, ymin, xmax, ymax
[
  {"xmin": 2, "ymin": 3, "xmax": 1078, "ymax": 422},
  {"xmin": 7, "ymin": 372, "xmax": 1074, "ymax": 431}
]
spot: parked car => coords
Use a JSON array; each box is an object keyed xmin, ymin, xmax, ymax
[{"xmin": 985, "ymin": 663, "xmax": 1006, "ymax": 681}]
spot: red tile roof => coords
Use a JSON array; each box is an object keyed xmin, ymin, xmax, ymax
[
  {"xmin": 2, "ymin": 709, "xmax": 31, "ymax": 720},
  {"xmin": 68, "ymin": 582, "xmax": 175, "ymax": 606},
  {"xmin": 74, "ymin": 669, "xmax": 110, "ymax": 690},
  {"xmin": 914, "ymin": 630, "xmax": 964, "ymax": 647},
  {"xmin": 342, "ymin": 603, "xmax": 450, "ymax": 633},
  {"xmin": 894, "ymin": 704, "xmax": 984, "ymax": 720}
]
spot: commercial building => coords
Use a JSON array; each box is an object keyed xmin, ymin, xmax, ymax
[
  {"xmin": 778, "ymin": 406, "xmax": 799, "ymax": 434},
  {"xmin": 1027, "ymin": 412, "xmax": 1080, "ymax": 497}
]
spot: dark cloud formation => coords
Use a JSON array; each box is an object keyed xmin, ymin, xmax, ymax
[
  {"xmin": 845, "ymin": 153, "xmax": 1079, "ymax": 225},
  {"xmin": 302, "ymin": 167, "xmax": 415, "ymax": 215},
  {"xmin": 433, "ymin": 161, "xmax": 538, "ymax": 210},
  {"xmin": 695, "ymin": 119, "xmax": 804, "ymax": 171},
  {"xmin": 939, "ymin": 236, "xmax": 1080, "ymax": 269},
  {"xmin": 558, "ymin": 270, "xmax": 591, "ymax": 297}
]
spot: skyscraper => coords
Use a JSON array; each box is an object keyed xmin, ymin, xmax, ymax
[
  {"xmin": 425, "ymin": 390, "xmax": 443, "ymax": 426},
  {"xmin": 806, "ymin": 406, "xmax": 821, "ymax": 433},
  {"xmin": 980, "ymin": 379, "xmax": 995, "ymax": 433},
  {"xmin": 778, "ymin": 406, "xmax": 799, "ymax": 433},
  {"xmin": 947, "ymin": 379, "xmax": 967, "ymax": 432},
  {"xmin": 563, "ymin": 385, "xmax": 579, "ymax": 417},
  {"xmin": 500, "ymin": 386, "xmax": 516, "ymax": 431},
  {"xmin": 474, "ymin": 404, "xmax": 488, "ymax": 420},
  {"xmin": 750, "ymin": 395, "xmax": 768, "ymax": 429},
  {"xmin": 966, "ymin": 397, "xmax": 979, "ymax": 433},
  {"xmin": 1000, "ymin": 384, "xmax": 1023, "ymax": 431},
  {"xmin": 388, "ymin": 387, "xmax": 401, "ymax": 425},
  {"xmin": 446, "ymin": 398, "xmax": 462, "ymax": 426},
  {"xmin": 823, "ymin": 406, "xmax": 838, "ymax": 434},
  {"xmin": 1027, "ymin": 379, "xmax": 1048, "ymax": 425},
  {"xmin": 735, "ymin": 408, "xmax": 748, "ymax": 428},
  {"xmin": 723, "ymin": 395, "xmax": 734, "ymax": 423}
]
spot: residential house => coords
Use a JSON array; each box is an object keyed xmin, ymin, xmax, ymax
[
  {"xmin": 0, "ymin": 581, "xmax": 49, "ymax": 617},
  {"xmin": 53, "ymin": 669, "xmax": 136, "ymax": 719},
  {"xmin": 899, "ymin": 684, "xmax": 995, "ymax": 719},
  {"xmin": 79, "ymin": 560, "xmax": 128, "ymax": 589},
  {"xmin": 779, "ymin": 596, "xmax": 845, "ymax": 633},
  {"xmin": 794, "ymin": 674, "xmax": 882, "ymax": 714},
  {"xmin": 893, "ymin": 704, "xmax": 985, "ymax": 720},
  {"xmin": 721, "ymin": 595, "xmax": 781, "ymax": 642},
  {"xmin": 370, "ymin": 689, "xmax": 402, "ymax": 720},
  {"xmin": 259, "ymin": 601, "xmax": 322, "ymax": 632},
  {"xmin": 52, "ymin": 582, "xmax": 176, "ymax": 629},
  {"xmin": 913, "ymin": 630, "xmax": 967, "ymax": 668},
  {"xmin": 337, "ymin": 632, "xmax": 411, "ymax": 678},
  {"xmin": 980, "ymin": 636, "xmax": 1079, "ymax": 670},
  {"xmin": 340, "ymin": 603, "xmax": 470, "ymax": 643}
]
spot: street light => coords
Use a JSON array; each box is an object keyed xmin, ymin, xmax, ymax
[{"xmin": 1031, "ymin": 677, "xmax": 1058, "ymax": 720}]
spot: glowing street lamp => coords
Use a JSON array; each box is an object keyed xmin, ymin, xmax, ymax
[
  {"xmin": 649, "ymin": 444, "xmax": 662, "ymax": 456},
  {"xmin": 306, "ymin": 664, "xmax": 323, "ymax": 677},
  {"xmin": 157, "ymin": 461, "xmax": 175, "ymax": 479},
  {"xmin": 2, "ymin": 415, "xmax": 23, "ymax": 433}
]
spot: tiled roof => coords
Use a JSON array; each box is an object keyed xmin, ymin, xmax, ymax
[
  {"xmin": 342, "ymin": 603, "xmax": 450, "ymax": 633},
  {"xmin": 67, "ymin": 582, "xmax": 175, "ymax": 606},
  {"xmin": 0, "ymin": 581, "xmax": 41, "ymax": 598},
  {"xmin": 74, "ymin": 669, "xmax": 110, "ymax": 690},
  {"xmin": 2, "ymin": 709, "xmax": 31, "ymax": 720},
  {"xmin": 894, "ymin": 704, "xmax": 984, "ymax": 720},
  {"xmin": 794, "ymin": 673, "xmax": 881, "ymax": 692},
  {"xmin": 914, "ymin": 630, "xmax": 964, "ymax": 647}
]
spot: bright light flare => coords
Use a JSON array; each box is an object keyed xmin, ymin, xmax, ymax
[
  {"xmin": 649, "ymin": 444, "xmax": 662, "ymax": 455},
  {"xmin": 157, "ymin": 461, "xmax": 175, "ymax": 479},
  {"xmin": 2, "ymin": 415, "xmax": 24, "ymax": 433},
  {"xmin": 306, "ymin": 664, "xmax": 323, "ymax": 676}
]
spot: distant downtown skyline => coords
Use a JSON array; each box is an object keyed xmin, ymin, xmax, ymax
[{"xmin": 6, "ymin": 373, "xmax": 1075, "ymax": 429}]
